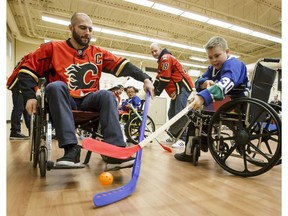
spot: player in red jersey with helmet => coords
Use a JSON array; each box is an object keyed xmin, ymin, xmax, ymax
[{"xmin": 17, "ymin": 12, "xmax": 154, "ymax": 170}]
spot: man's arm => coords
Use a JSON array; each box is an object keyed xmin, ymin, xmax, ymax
[{"xmin": 113, "ymin": 61, "xmax": 154, "ymax": 97}]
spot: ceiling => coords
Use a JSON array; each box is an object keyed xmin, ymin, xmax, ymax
[{"xmin": 7, "ymin": 0, "xmax": 282, "ymax": 71}]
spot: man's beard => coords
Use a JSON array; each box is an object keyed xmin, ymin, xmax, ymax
[{"xmin": 73, "ymin": 30, "xmax": 90, "ymax": 46}]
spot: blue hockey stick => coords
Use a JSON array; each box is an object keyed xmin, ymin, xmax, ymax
[{"xmin": 92, "ymin": 91, "xmax": 150, "ymax": 207}]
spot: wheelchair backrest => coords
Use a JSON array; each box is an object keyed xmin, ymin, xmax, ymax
[
  {"xmin": 249, "ymin": 59, "xmax": 278, "ymax": 122},
  {"xmin": 250, "ymin": 62, "xmax": 276, "ymax": 103}
]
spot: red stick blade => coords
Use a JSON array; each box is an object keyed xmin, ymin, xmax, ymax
[
  {"xmin": 82, "ymin": 138, "xmax": 141, "ymax": 159},
  {"xmin": 160, "ymin": 143, "xmax": 172, "ymax": 153}
]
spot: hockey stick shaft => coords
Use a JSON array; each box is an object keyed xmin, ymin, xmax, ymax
[
  {"xmin": 130, "ymin": 104, "xmax": 172, "ymax": 153},
  {"xmin": 82, "ymin": 102, "xmax": 192, "ymax": 158},
  {"xmin": 92, "ymin": 92, "xmax": 150, "ymax": 206}
]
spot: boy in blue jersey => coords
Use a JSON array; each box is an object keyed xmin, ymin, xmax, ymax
[{"xmin": 174, "ymin": 36, "xmax": 250, "ymax": 162}]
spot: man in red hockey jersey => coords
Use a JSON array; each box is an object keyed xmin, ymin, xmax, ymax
[
  {"xmin": 17, "ymin": 12, "xmax": 154, "ymax": 170},
  {"xmin": 150, "ymin": 42, "xmax": 194, "ymax": 148}
]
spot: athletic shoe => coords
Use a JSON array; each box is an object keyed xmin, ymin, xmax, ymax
[
  {"xmin": 56, "ymin": 145, "xmax": 81, "ymax": 166},
  {"xmin": 171, "ymin": 139, "xmax": 185, "ymax": 148},
  {"xmin": 102, "ymin": 155, "xmax": 135, "ymax": 171},
  {"xmin": 174, "ymin": 152, "xmax": 193, "ymax": 162},
  {"xmin": 161, "ymin": 137, "xmax": 175, "ymax": 145},
  {"xmin": 10, "ymin": 132, "xmax": 29, "ymax": 140}
]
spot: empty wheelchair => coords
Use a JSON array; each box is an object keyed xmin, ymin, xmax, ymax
[{"xmin": 173, "ymin": 58, "xmax": 281, "ymax": 177}]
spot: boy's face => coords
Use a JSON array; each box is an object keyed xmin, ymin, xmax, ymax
[
  {"xmin": 206, "ymin": 46, "xmax": 229, "ymax": 70},
  {"xmin": 126, "ymin": 88, "xmax": 136, "ymax": 99}
]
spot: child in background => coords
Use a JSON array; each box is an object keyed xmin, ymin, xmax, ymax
[{"xmin": 121, "ymin": 86, "xmax": 141, "ymax": 112}]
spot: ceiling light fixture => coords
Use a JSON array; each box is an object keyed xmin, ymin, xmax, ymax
[
  {"xmin": 124, "ymin": 0, "xmax": 154, "ymax": 7},
  {"xmin": 152, "ymin": 3, "xmax": 184, "ymax": 16},
  {"xmin": 207, "ymin": 19, "xmax": 232, "ymax": 29},
  {"xmin": 42, "ymin": 15, "xmax": 70, "ymax": 26}
]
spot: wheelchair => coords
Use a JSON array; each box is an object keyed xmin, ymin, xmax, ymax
[
  {"xmin": 119, "ymin": 101, "xmax": 156, "ymax": 144},
  {"xmin": 29, "ymin": 78, "xmax": 154, "ymax": 177},
  {"xmin": 170, "ymin": 58, "xmax": 281, "ymax": 177}
]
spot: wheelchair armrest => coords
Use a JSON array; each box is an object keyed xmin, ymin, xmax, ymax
[
  {"xmin": 38, "ymin": 77, "xmax": 46, "ymax": 88},
  {"xmin": 231, "ymin": 85, "xmax": 246, "ymax": 91}
]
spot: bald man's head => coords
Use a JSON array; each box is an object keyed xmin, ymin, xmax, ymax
[{"xmin": 150, "ymin": 42, "xmax": 162, "ymax": 59}]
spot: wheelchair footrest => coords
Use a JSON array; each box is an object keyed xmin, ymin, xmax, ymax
[{"xmin": 53, "ymin": 164, "xmax": 86, "ymax": 169}]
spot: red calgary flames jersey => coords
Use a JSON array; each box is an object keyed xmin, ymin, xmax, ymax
[
  {"xmin": 19, "ymin": 41, "xmax": 128, "ymax": 98},
  {"xmin": 156, "ymin": 53, "xmax": 194, "ymax": 99}
]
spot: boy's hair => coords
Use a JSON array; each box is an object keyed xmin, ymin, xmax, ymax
[
  {"xmin": 204, "ymin": 36, "xmax": 228, "ymax": 51},
  {"xmin": 124, "ymin": 86, "xmax": 139, "ymax": 93}
]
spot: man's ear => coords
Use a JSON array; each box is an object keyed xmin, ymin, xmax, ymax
[{"xmin": 69, "ymin": 24, "xmax": 72, "ymax": 31}]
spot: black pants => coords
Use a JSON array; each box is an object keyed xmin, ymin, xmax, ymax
[{"xmin": 10, "ymin": 90, "xmax": 30, "ymax": 134}]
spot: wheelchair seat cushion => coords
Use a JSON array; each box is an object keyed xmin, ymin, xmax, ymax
[{"xmin": 72, "ymin": 110, "xmax": 100, "ymax": 124}]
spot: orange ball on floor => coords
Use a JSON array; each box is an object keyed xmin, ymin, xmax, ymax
[{"xmin": 99, "ymin": 172, "xmax": 114, "ymax": 185}]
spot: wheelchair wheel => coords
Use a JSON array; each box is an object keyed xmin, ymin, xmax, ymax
[
  {"xmin": 32, "ymin": 102, "xmax": 43, "ymax": 167},
  {"xmin": 39, "ymin": 147, "xmax": 47, "ymax": 177},
  {"xmin": 125, "ymin": 115, "xmax": 155, "ymax": 144},
  {"xmin": 207, "ymin": 98, "xmax": 281, "ymax": 177},
  {"xmin": 192, "ymin": 142, "xmax": 200, "ymax": 166}
]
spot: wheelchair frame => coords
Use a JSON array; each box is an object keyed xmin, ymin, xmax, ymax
[
  {"xmin": 119, "ymin": 100, "xmax": 156, "ymax": 144},
  {"xmin": 171, "ymin": 58, "xmax": 282, "ymax": 177},
  {"xmin": 29, "ymin": 78, "xmax": 55, "ymax": 177}
]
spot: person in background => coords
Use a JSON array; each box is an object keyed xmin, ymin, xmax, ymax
[
  {"xmin": 108, "ymin": 84, "xmax": 124, "ymax": 107},
  {"xmin": 150, "ymin": 42, "xmax": 194, "ymax": 148},
  {"xmin": 17, "ymin": 12, "xmax": 154, "ymax": 170},
  {"xmin": 174, "ymin": 36, "xmax": 250, "ymax": 162},
  {"xmin": 7, "ymin": 54, "xmax": 31, "ymax": 140},
  {"xmin": 121, "ymin": 86, "xmax": 142, "ymax": 112},
  {"xmin": 270, "ymin": 94, "xmax": 281, "ymax": 114}
]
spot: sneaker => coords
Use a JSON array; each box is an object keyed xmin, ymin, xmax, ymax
[
  {"xmin": 161, "ymin": 137, "xmax": 175, "ymax": 145},
  {"xmin": 101, "ymin": 155, "xmax": 135, "ymax": 171},
  {"xmin": 10, "ymin": 132, "xmax": 29, "ymax": 140},
  {"xmin": 171, "ymin": 139, "xmax": 185, "ymax": 148},
  {"xmin": 174, "ymin": 152, "xmax": 193, "ymax": 162},
  {"xmin": 56, "ymin": 145, "xmax": 81, "ymax": 166}
]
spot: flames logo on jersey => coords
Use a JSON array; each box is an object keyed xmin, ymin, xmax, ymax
[{"xmin": 66, "ymin": 63, "xmax": 99, "ymax": 90}]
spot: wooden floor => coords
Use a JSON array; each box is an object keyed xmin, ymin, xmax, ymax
[{"xmin": 7, "ymin": 123, "xmax": 282, "ymax": 216}]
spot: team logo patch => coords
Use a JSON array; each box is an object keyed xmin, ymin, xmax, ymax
[{"xmin": 66, "ymin": 63, "xmax": 99, "ymax": 90}]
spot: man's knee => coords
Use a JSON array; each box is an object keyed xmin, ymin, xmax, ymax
[
  {"xmin": 98, "ymin": 90, "xmax": 116, "ymax": 103},
  {"xmin": 46, "ymin": 81, "xmax": 69, "ymax": 98},
  {"xmin": 46, "ymin": 81, "xmax": 67, "ymax": 92}
]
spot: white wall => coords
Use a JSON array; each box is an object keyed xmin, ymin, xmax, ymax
[{"xmin": 6, "ymin": 31, "xmax": 15, "ymax": 121}]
